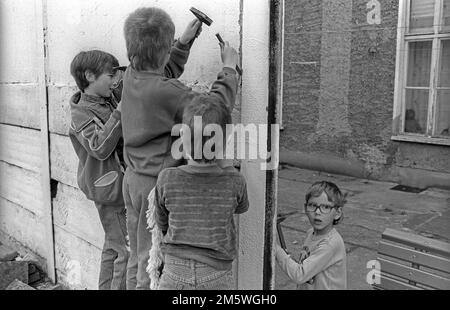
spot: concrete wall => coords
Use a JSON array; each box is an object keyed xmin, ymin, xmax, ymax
[
  {"xmin": 239, "ymin": 0, "xmax": 271, "ymax": 289},
  {"xmin": 0, "ymin": 0, "xmax": 271, "ymax": 289},
  {"xmin": 280, "ymin": 0, "xmax": 450, "ymax": 188}
]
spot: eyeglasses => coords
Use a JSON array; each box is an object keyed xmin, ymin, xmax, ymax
[
  {"xmin": 304, "ymin": 202, "xmax": 336, "ymax": 214},
  {"xmin": 111, "ymin": 71, "xmax": 123, "ymax": 89},
  {"xmin": 111, "ymin": 66, "xmax": 126, "ymax": 89}
]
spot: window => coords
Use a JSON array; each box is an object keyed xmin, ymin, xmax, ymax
[{"xmin": 393, "ymin": 0, "xmax": 450, "ymax": 145}]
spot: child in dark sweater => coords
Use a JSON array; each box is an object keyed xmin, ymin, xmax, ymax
[
  {"xmin": 120, "ymin": 7, "xmax": 240, "ymax": 289},
  {"xmin": 68, "ymin": 50, "xmax": 128, "ymax": 290}
]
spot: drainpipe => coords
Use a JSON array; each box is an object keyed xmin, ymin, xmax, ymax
[{"xmin": 263, "ymin": 0, "xmax": 283, "ymax": 290}]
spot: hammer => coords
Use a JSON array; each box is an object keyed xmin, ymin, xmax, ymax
[
  {"xmin": 190, "ymin": 7, "xmax": 213, "ymax": 26},
  {"xmin": 276, "ymin": 215, "xmax": 288, "ymax": 252},
  {"xmin": 216, "ymin": 33, "xmax": 243, "ymax": 75},
  {"xmin": 190, "ymin": 7, "xmax": 242, "ymax": 76},
  {"xmin": 188, "ymin": 7, "xmax": 212, "ymax": 45}
]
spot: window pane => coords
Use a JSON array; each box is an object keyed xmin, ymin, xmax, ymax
[
  {"xmin": 407, "ymin": 41, "xmax": 432, "ymax": 87},
  {"xmin": 405, "ymin": 89, "xmax": 428, "ymax": 134},
  {"xmin": 409, "ymin": 0, "xmax": 435, "ymax": 32},
  {"xmin": 436, "ymin": 90, "xmax": 450, "ymax": 136},
  {"xmin": 439, "ymin": 40, "xmax": 450, "ymax": 87},
  {"xmin": 443, "ymin": 0, "xmax": 450, "ymax": 28}
]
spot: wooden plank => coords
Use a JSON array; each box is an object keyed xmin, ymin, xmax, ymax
[
  {"xmin": 48, "ymin": 84, "xmax": 77, "ymax": 135},
  {"xmin": 427, "ymin": 37, "xmax": 438, "ymax": 135},
  {"xmin": 391, "ymin": 135, "xmax": 450, "ymax": 146},
  {"xmin": 404, "ymin": 33, "xmax": 450, "ymax": 40},
  {"xmin": 53, "ymin": 183, "xmax": 104, "ymax": 248},
  {"xmin": 382, "ymin": 228, "xmax": 450, "ymax": 257},
  {"xmin": 379, "ymin": 258, "xmax": 450, "ymax": 290},
  {"xmin": 0, "ymin": 161, "xmax": 42, "ymax": 216},
  {"xmin": 392, "ymin": 0, "xmax": 407, "ymax": 134},
  {"xmin": 437, "ymin": 0, "xmax": 445, "ymax": 33},
  {"xmin": 0, "ymin": 197, "xmax": 46, "ymax": 257},
  {"xmin": 0, "ymin": 0, "xmax": 41, "ymax": 83},
  {"xmin": 54, "ymin": 225, "xmax": 101, "ymax": 289},
  {"xmin": 36, "ymin": 0, "xmax": 56, "ymax": 282},
  {"xmin": 379, "ymin": 241, "xmax": 450, "ymax": 273},
  {"xmin": 0, "ymin": 84, "xmax": 41, "ymax": 129},
  {"xmin": 0, "ymin": 124, "xmax": 41, "ymax": 172},
  {"xmin": 50, "ymin": 133, "xmax": 79, "ymax": 188},
  {"xmin": 374, "ymin": 274, "xmax": 423, "ymax": 290},
  {"xmin": 431, "ymin": 0, "xmax": 443, "ymax": 137},
  {"xmin": 428, "ymin": 0, "xmax": 441, "ymax": 136}
]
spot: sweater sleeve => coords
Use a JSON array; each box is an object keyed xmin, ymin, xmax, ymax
[
  {"xmin": 155, "ymin": 173, "xmax": 169, "ymax": 235},
  {"xmin": 171, "ymin": 66, "xmax": 238, "ymax": 125},
  {"xmin": 74, "ymin": 109, "xmax": 122, "ymax": 161},
  {"xmin": 164, "ymin": 40, "xmax": 190, "ymax": 79},
  {"xmin": 235, "ymin": 176, "xmax": 249, "ymax": 215},
  {"xmin": 209, "ymin": 67, "xmax": 238, "ymax": 112},
  {"xmin": 275, "ymin": 239, "xmax": 337, "ymax": 285}
]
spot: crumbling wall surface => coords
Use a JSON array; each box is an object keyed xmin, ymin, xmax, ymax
[
  {"xmin": 0, "ymin": 0, "xmax": 47, "ymax": 261},
  {"xmin": 347, "ymin": 0, "xmax": 398, "ymax": 178},
  {"xmin": 45, "ymin": 0, "xmax": 241, "ymax": 289},
  {"xmin": 394, "ymin": 143, "xmax": 450, "ymax": 173},
  {"xmin": 281, "ymin": 0, "xmax": 450, "ymax": 182},
  {"xmin": 281, "ymin": 0, "xmax": 322, "ymax": 150}
]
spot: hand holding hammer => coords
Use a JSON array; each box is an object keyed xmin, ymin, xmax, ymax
[
  {"xmin": 190, "ymin": 7, "xmax": 242, "ymax": 76},
  {"xmin": 179, "ymin": 19, "xmax": 203, "ymax": 46},
  {"xmin": 182, "ymin": 7, "xmax": 212, "ymax": 46}
]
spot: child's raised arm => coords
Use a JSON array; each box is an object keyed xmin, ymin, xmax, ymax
[
  {"xmin": 275, "ymin": 239, "xmax": 337, "ymax": 285},
  {"xmin": 207, "ymin": 42, "xmax": 239, "ymax": 112},
  {"xmin": 164, "ymin": 41, "xmax": 190, "ymax": 79},
  {"xmin": 70, "ymin": 104, "xmax": 122, "ymax": 161},
  {"xmin": 164, "ymin": 19, "xmax": 202, "ymax": 79}
]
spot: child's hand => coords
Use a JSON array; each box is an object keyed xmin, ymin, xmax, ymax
[
  {"xmin": 217, "ymin": 159, "xmax": 233, "ymax": 169},
  {"xmin": 297, "ymin": 246, "xmax": 310, "ymax": 263},
  {"xmin": 276, "ymin": 244, "xmax": 290, "ymax": 256},
  {"xmin": 298, "ymin": 250, "xmax": 309, "ymax": 263},
  {"xmin": 220, "ymin": 41, "xmax": 239, "ymax": 71},
  {"xmin": 180, "ymin": 19, "xmax": 202, "ymax": 45}
]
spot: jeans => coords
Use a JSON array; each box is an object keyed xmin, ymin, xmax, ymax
[
  {"xmin": 122, "ymin": 168, "xmax": 156, "ymax": 290},
  {"xmin": 94, "ymin": 203, "xmax": 129, "ymax": 290},
  {"xmin": 158, "ymin": 254, "xmax": 235, "ymax": 290}
]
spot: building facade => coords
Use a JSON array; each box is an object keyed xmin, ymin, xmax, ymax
[{"xmin": 281, "ymin": 0, "xmax": 450, "ymax": 189}]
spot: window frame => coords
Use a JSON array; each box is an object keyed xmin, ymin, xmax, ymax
[{"xmin": 392, "ymin": 0, "xmax": 450, "ymax": 146}]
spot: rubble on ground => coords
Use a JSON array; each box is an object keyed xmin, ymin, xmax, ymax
[{"xmin": 0, "ymin": 243, "xmax": 65, "ymax": 290}]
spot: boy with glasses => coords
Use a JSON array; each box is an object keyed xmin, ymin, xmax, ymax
[{"xmin": 275, "ymin": 181, "xmax": 347, "ymax": 290}]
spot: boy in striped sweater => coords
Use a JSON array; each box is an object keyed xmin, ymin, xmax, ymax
[{"xmin": 154, "ymin": 95, "xmax": 249, "ymax": 290}]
